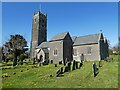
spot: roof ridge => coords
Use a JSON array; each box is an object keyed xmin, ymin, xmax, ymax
[
  {"xmin": 77, "ymin": 33, "xmax": 99, "ymax": 38},
  {"xmin": 50, "ymin": 32, "xmax": 69, "ymax": 41}
]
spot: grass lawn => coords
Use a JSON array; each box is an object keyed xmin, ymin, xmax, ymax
[{"xmin": 1, "ymin": 55, "xmax": 119, "ymax": 88}]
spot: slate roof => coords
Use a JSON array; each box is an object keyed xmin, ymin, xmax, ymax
[
  {"xmin": 37, "ymin": 41, "xmax": 49, "ymax": 48},
  {"xmin": 73, "ymin": 33, "xmax": 100, "ymax": 46},
  {"xmin": 42, "ymin": 48, "xmax": 49, "ymax": 53},
  {"xmin": 72, "ymin": 36, "xmax": 77, "ymax": 43},
  {"xmin": 50, "ymin": 32, "xmax": 68, "ymax": 41}
]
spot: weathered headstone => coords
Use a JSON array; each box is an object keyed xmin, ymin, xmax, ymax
[
  {"xmin": 59, "ymin": 61, "xmax": 62, "ymax": 65},
  {"xmin": 50, "ymin": 75, "xmax": 52, "ymax": 77},
  {"xmin": 20, "ymin": 70, "xmax": 23, "ymax": 72},
  {"xmin": 54, "ymin": 64, "xmax": 57, "ymax": 67},
  {"xmin": 64, "ymin": 66, "xmax": 69, "ymax": 72},
  {"xmin": 72, "ymin": 60, "xmax": 76, "ymax": 70},
  {"xmin": 76, "ymin": 61, "xmax": 78, "ymax": 69},
  {"xmin": 56, "ymin": 69, "xmax": 61, "ymax": 77},
  {"xmin": 33, "ymin": 58, "xmax": 35, "ymax": 64},
  {"xmin": 64, "ymin": 58, "xmax": 68, "ymax": 66},
  {"xmin": 50, "ymin": 60, "xmax": 53, "ymax": 64},
  {"xmin": 13, "ymin": 72, "xmax": 16, "ymax": 75},
  {"xmin": 92, "ymin": 62, "xmax": 98, "ymax": 77},
  {"xmin": 67, "ymin": 62, "xmax": 71, "ymax": 71},
  {"xmin": 79, "ymin": 60, "xmax": 83, "ymax": 68},
  {"xmin": 99, "ymin": 60, "xmax": 102, "ymax": 67},
  {"xmin": 60, "ymin": 66, "xmax": 63, "ymax": 74}
]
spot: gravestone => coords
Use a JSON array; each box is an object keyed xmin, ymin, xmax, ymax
[
  {"xmin": 60, "ymin": 66, "xmax": 63, "ymax": 74},
  {"xmin": 67, "ymin": 62, "xmax": 71, "ymax": 71},
  {"xmin": 33, "ymin": 58, "xmax": 35, "ymax": 64},
  {"xmin": 63, "ymin": 58, "xmax": 67, "ymax": 66},
  {"xmin": 20, "ymin": 70, "xmax": 23, "ymax": 72},
  {"xmin": 56, "ymin": 69, "xmax": 60, "ymax": 77},
  {"xmin": 76, "ymin": 61, "xmax": 78, "ymax": 69},
  {"xmin": 72, "ymin": 60, "xmax": 76, "ymax": 70},
  {"xmin": 50, "ymin": 60, "xmax": 53, "ymax": 64},
  {"xmin": 56, "ymin": 67, "xmax": 63, "ymax": 77},
  {"xmin": 59, "ymin": 61, "xmax": 62, "ymax": 65},
  {"xmin": 54, "ymin": 64, "xmax": 57, "ymax": 67},
  {"xmin": 99, "ymin": 60, "xmax": 102, "ymax": 67},
  {"xmin": 64, "ymin": 66, "xmax": 69, "ymax": 72},
  {"xmin": 43, "ymin": 61, "xmax": 48, "ymax": 65},
  {"xmin": 50, "ymin": 75, "xmax": 52, "ymax": 77},
  {"xmin": 13, "ymin": 72, "xmax": 16, "ymax": 75},
  {"xmin": 92, "ymin": 62, "xmax": 99, "ymax": 77},
  {"xmin": 79, "ymin": 60, "xmax": 83, "ymax": 68}
]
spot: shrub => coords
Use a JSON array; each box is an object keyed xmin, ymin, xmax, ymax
[{"xmin": 19, "ymin": 54, "xmax": 25, "ymax": 65}]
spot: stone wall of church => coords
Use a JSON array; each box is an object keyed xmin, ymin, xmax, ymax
[
  {"xmin": 73, "ymin": 44, "xmax": 100, "ymax": 61},
  {"xmin": 49, "ymin": 40, "xmax": 63, "ymax": 63}
]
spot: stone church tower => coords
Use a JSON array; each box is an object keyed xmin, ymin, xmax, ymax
[{"xmin": 30, "ymin": 10, "xmax": 47, "ymax": 58}]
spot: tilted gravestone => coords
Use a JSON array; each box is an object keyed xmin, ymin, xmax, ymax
[
  {"xmin": 72, "ymin": 60, "xmax": 76, "ymax": 70},
  {"xmin": 64, "ymin": 66, "xmax": 69, "ymax": 72},
  {"xmin": 60, "ymin": 66, "xmax": 63, "ymax": 74},
  {"xmin": 56, "ymin": 69, "xmax": 60, "ymax": 77},
  {"xmin": 56, "ymin": 66, "xmax": 63, "ymax": 77}
]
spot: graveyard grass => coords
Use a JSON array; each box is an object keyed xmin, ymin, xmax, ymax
[{"xmin": 1, "ymin": 55, "xmax": 119, "ymax": 88}]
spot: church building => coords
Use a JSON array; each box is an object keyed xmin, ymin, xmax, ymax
[{"xmin": 30, "ymin": 10, "xmax": 109, "ymax": 63}]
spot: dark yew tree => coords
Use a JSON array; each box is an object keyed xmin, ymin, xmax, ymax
[{"xmin": 4, "ymin": 34, "xmax": 28, "ymax": 66}]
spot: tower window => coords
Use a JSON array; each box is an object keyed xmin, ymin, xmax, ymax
[
  {"xmin": 42, "ymin": 24, "xmax": 44, "ymax": 27},
  {"xmin": 42, "ymin": 19, "xmax": 44, "ymax": 23},
  {"xmin": 34, "ymin": 19, "xmax": 36, "ymax": 23}
]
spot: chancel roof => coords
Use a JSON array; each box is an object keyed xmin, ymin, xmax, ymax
[{"xmin": 72, "ymin": 33, "xmax": 100, "ymax": 46}]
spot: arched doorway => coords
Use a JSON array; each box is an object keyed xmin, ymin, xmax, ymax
[{"xmin": 40, "ymin": 55, "xmax": 43, "ymax": 62}]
